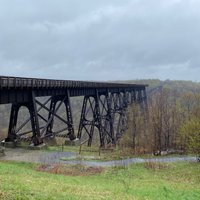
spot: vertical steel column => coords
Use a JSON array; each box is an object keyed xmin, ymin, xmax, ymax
[
  {"xmin": 131, "ymin": 89, "xmax": 137, "ymax": 103},
  {"xmin": 77, "ymin": 96, "xmax": 88, "ymax": 139},
  {"xmin": 110, "ymin": 92, "xmax": 119, "ymax": 140},
  {"xmin": 28, "ymin": 91, "xmax": 42, "ymax": 145},
  {"xmin": 109, "ymin": 91, "xmax": 127, "ymax": 141},
  {"xmin": 123, "ymin": 90, "xmax": 129, "ymax": 107},
  {"xmin": 143, "ymin": 89, "xmax": 148, "ymax": 112},
  {"xmin": 64, "ymin": 90, "xmax": 76, "ymax": 140},
  {"xmin": 137, "ymin": 90, "xmax": 142, "ymax": 103},
  {"xmin": 5, "ymin": 103, "xmax": 21, "ymax": 142},
  {"xmin": 77, "ymin": 90, "xmax": 105, "ymax": 147},
  {"xmin": 120, "ymin": 91, "xmax": 129, "ymax": 137},
  {"xmin": 77, "ymin": 95, "xmax": 96, "ymax": 146},
  {"xmin": 136, "ymin": 88, "xmax": 149, "ymax": 115},
  {"xmin": 95, "ymin": 90, "xmax": 105, "ymax": 147},
  {"xmin": 142, "ymin": 88, "xmax": 149, "ymax": 121},
  {"xmin": 105, "ymin": 90, "xmax": 115, "ymax": 144},
  {"xmin": 46, "ymin": 97, "xmax": 57, "ymax": 135}
]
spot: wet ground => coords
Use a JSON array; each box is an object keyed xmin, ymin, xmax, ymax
[{"xmin": 0, "ymin": 148, "xmax": 197, "ymax": 167}]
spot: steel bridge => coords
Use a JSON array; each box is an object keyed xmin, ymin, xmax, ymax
[{"xmin": 0, "ymin": 76, "xmax": 148, "ymax": 147}]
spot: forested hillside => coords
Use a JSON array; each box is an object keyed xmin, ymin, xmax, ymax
[
  {"xmin": 120, "ymin": 79, "xmax": 200, "ymax": 157},
  {"xmin": 120, "ymin": 79, "xmax": 200, "ymax": 93}
]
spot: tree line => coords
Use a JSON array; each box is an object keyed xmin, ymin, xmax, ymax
[{"xmin": 124, "ymin": 85, "xmax": 200, "ymax": 159}]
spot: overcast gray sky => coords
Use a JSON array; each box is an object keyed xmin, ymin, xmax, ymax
[{"xmin": 0, "ymin": 0, "xmax": 200, "ymax": 81}]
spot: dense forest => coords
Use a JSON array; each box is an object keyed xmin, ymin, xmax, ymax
[{"xmin": 0, "ymin": 79, "xmax": 200, "ymax": 157}]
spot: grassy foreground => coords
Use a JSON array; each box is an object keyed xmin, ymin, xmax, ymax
[{"xmin": 0, "ymin": 161, "xmax": 199, "ymax": 200}]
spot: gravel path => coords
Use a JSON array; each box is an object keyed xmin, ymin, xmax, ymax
[
  {"xmin": 64, "ymin": 156, "xmax": 197, "ymax": 167},
  {"xmin": 0, "ymin": 148, "xmax": 76, "ymax": 164},
  {"xmin": 0, "ymin": 148, "xmax": 197, "ymax": 167}
]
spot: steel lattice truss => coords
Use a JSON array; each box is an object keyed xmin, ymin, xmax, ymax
[{"xmin": 0, "ymin": 76, "xmax": 148, "ymax": 147}]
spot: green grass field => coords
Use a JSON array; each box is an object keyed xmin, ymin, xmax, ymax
[{"xmin": 0, "ymin": 161, "xmax": 199, "ymax": 200}]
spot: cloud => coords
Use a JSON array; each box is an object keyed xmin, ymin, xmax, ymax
[{"xmin": 0, "ymin": 0, "xmax": 200, "ymax": 81}]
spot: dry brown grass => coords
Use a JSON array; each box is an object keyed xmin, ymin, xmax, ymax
[
  {"xmin": 37, "ymin": 164, "xmax": 104, "ymax": 176},
  {"xmin": 0, "ymin": 191, "xmax": 11, "ymax": 199},
  {"xmin": 144, "ymin": 162, "xmax": 170, "ymax": 170}
]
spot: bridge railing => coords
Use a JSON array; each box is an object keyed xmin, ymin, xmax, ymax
[{"xmin": 0, "ymin": 76, "xmax": 147, "ymax": 89}]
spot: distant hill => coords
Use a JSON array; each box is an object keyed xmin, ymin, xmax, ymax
[{"xmin": 116, "ymin": 79, "xmax": 200, "ymax": 94}]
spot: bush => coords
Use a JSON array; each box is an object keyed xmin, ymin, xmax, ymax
[{"xmin": 179, "ymin": 117, "xmax": 200, "ymax": 160}]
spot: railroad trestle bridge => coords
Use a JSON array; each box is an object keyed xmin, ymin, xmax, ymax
[{"xmin": 0, "ymin": 76, "xmax": 148, "ymax": 147}]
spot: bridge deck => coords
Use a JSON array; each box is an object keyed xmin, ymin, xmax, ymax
[
  {"xmin": 0, "ymin": 76, "xmax": 147, "ymax": 89},
  {"xmin": 0, "ymin": 76, "xmax": 147, "ymax": 104}
]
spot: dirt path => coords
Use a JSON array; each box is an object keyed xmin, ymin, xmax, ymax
[{"xmin": 0, "ymin": 148, "xmax": 197, "ymax": 167}]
